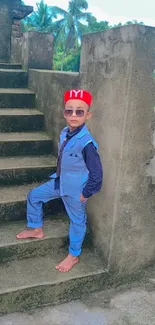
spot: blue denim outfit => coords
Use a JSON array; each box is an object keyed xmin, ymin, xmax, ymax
[{"xmin": 26, "ymin": 124, "xmax": 103, "ymax": 256}]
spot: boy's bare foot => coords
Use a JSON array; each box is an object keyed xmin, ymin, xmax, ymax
[
  {"xmin": 16, "ymin": 228, "xmax": 44, "ymax": 239},
  {"xmin": 55, "ymin": 254, "xmax": 79, "ymax": 272}
]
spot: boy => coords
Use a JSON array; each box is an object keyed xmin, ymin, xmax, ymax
[{"xmin": 16, "ymin": 89, "xmax": 103, "ymax": 272}]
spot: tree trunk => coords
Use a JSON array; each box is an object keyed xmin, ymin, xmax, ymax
[{"xmin": 61, "ymin": 51, "xmax": 65, "ymax": 71}]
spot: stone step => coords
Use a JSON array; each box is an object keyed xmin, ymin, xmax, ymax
[
  {"xmin": 0, "ymin": 89, "xmax": 35, "ymax": 108},
  {"xmin": 0, "ymin": 219, "xmax": 69, "ymax": 263},
  {"xmin": 0, "ymin": 219, "xmax": 91, "ymax": 264},
  {"xmin": 0, "ymin": 70, "xmax": 28, "ymax": 88},
  {"xmin": 0, "ymin": 109, "xmax": 44, "ymax": 132},
  {"xmin": 0, "ymin": 183, "xmax": 65, "ymax": 223},
  {"xmin": 0, "ymin": 132, "xmax": 53, "ymax": 156},
  {"xmin": 0, "ymin": 249, "xmax": 108, "ymax": 314},
  {"xmin": 0, "ymin": 155, "xmax": 56, "ymax": 185},
  {"xmin": 0, "ymin": 63, "xmax": 22, "ymax": 69}
]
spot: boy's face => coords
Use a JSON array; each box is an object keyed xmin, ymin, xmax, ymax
[{"xmin": 64, "ymin": 99, "xmax": 92, "ymax": 131}]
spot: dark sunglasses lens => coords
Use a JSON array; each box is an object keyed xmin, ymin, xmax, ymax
[
  {"xmin": 64, "ymin": 110, "xmax": 73, "ymax": 116},
  {"xmin": 64, "ymin": 109, "xmax": 84, "ymax": 117},
  {"xmin": 76, "ymin": 110, "xmax": 84, "ymax": 117}
]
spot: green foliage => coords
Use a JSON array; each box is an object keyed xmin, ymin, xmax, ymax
[
  {"xmin": 21, "ymin": 0, "xmax": 144, "ymax": 72},
  {"xmin": 53, "ymin": 47, "xmax": 80, "ymax": 71},
  {"xmin": 124, "ymin": 19, "xmax": 144, "ymax": 25},
  {"xmin": 86, "ymin": 16, "xmax": 111, "ymax": 33},
  {"xmin": 152, "ymin": 70, "xmax": 155, "ymax": 78},
  {"xmin": 113, "ymin": 20, "xmax": 144, "ymax": 27},
  {"xmin": 21, "ymin": 0, "xmax": 60, "ymax": 32},
  {"xmin": 51, "ymin": 0, "xmax": 92, "ymax": 51}
]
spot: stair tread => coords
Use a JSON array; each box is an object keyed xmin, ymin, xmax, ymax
[
  {"xmin": 0, "ymin": 219, "xmax": 68, "ymax": 248},
  {"xmin": 0, "ymin": 88, "xmax": 35, "ymax": 94},
  {"xmin": 0, "ymin": 63, "xmax": 21, "ymax": 66},
  {"xmin": 0, "ymin": 132, "xmax": 51, "ymax": 141},
  {"xmin": 0, "ymin": 109, "xmax": 43, "ymax": 116},
  {"xmin": 0, "ymin": 182, "xmax": 43, "ymax": 203},
  {"xmin": 0, "ymin": 107, "xmax": 37, "ymax": 110},
  {"xmin": 0, "ymin": 155, "xmax": 56, "ymax": 170},
  {"xmin": 0, "ymin": 249, "xmax": 105, "ymax": 293},
  {"xmin": 0, "ymin": 69, "xmax": 25, "ymax": 73}
]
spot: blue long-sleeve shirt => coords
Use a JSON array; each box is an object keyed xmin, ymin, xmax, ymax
[
  {"xmin": 55, "ymin": 124, "xmax": 103, "ymax": 198},
  {"xmin": 82, "ymin": 142, "xmax": 103, "ymax": 198}
]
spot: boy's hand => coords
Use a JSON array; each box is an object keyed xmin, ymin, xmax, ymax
[{"xmin": 80, "ymin": 194, "xmax": 87, "ymax": 202}]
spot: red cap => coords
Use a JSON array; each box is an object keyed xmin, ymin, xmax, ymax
[{"xmin": 64, "ymin": 89, "xmax": 93, "ymax": 106}]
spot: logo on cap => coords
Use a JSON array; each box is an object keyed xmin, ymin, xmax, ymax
[{"xmin": 69, "ymin": 90, "xmax": 84, "ymax": 99}]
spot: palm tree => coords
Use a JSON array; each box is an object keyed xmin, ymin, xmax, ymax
[
  {"xmin": 55, "ymin": 0, "xmax": 91, "ymax": 47},
  {"xmin": 51, "ymin": 0, "xmax": 92, "ymax": 69},
  {"xmin": 22, "ymin": 0, "xmax": 60, "ymax": 32},
  {"xmin": 21, "ymin": 0, "xmax": 91, "ymax": 71}
]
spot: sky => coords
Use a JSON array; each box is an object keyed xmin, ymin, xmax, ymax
[{"xmin": 24, "ymin": 0, "xmax": 155, "ymax": 27}]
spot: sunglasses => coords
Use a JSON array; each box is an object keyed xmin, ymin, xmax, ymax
[{"xmin": 64, "ymin": 109, "xmax": 85, "ymax": 117}]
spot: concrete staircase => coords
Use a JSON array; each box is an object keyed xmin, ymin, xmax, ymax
[{"xmin": 0, "ymin": 64, "xmax": 108, "ymax": 314}]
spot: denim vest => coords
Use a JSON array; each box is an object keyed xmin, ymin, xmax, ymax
[{"xmin": 50, "ymin": 124, "xmax": 98, "ymax": 199}]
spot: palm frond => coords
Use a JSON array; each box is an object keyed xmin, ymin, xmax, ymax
[
  {"xmin": 49, "ymin": 6, "xmax": 68, "ymax": 17},
  {"xmin": 76, "ymin": 12, "xmax": 92, "ymax": 22}
]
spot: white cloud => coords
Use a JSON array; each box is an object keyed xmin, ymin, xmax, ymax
[
  {"xmin": 89, "ymin": 4, "xmax": 155, "ymax": 27},
  {"xmin": 24, "ymin": 1, "xmax": 155, "ymax": 27},
  {"xmin": 25, "ymin": 0, "xmax": 68, "ymax": 10}
]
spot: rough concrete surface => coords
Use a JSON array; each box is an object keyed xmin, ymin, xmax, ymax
[
  {"xmin": 0, "ymin": 251, "xmax": 107, "ymax": 314},
  {"xmin": 1, "ymin": 287, "xmax": 155, "ymax": 325},
  {"xmin": 0, "ymin": 218, "xmax": 68, "ymax": 246},
  {"xmin": 79, "ymin": 24, "xmax": 155, "ymax": 276},
  {"xmin": 0, "ymin": 182, "xmax": 44, "ymax": 202},
  {"xmin": 22, "ymin": 32, "xmax": 54, "ymax": 70},
  {"xmin": 0, "ymin": 109, "xmax": 43, "ymax": 115},
  {"xmin": 11, "ymin": 23, "xmax": 23, "ymax": 65},
  {"xmin": 0, "ymin": 70, "xmax": 28, "ymax": 88},
  {"xmin": 0, "ymin": 88, "xmax": 34, "ymax": 94},
  {"xmin": 0, "ymin": 251, "xmax": 105, "ymax": 292},
  {"xmin": 0, "ymin": 155, "xmax": 56, "ymax": 169},
  {"xmin": 0, "ymin": 0, "xmax": 12, "ymax": 62},
  {"xmin": 28, "ymin": 70, "xmax": 79, "ymax": 155},
  {"xmin": 0, "ymin": 135, "xmax": 53, "ymax": 157},
  {"xmin": 0, "ymin": 218, "xmax": 69, "ymax": 263},
  {"xmin": 0, "ymin": 112, "xmax": 44, "ymax": 133},
  {"xmin": 0, "ymin": 132, "xmax": 50, "ymax": 141},
  {"xmin": 0, "ymin": 88, "xmax": 36, "ymax": 108},
  {"xmin": 0, "ymin": 0, "xmax": 32, "ymax": 63},
  {"xmin": 0, "ymin": 64, "xmax": 22, "ymax": 69},
  {"xmin": 0, "ymin": 155, "xmax": 56, "ymax": 186},
  {"xmin": 28, "ymin": 25, "xmax": 155, "ymax": 278}
]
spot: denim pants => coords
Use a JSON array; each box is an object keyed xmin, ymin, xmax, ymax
[{"xmin": 27, "ymin": 179, "xmax": 87, "ymax": 256}]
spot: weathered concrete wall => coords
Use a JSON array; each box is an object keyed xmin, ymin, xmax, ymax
[
  {"xmin": 23, "ymin": 32, "xmax": 54, "ymax": 70},
  {"xmin": 0, "ymin": 0, "xmax": 13, "ymax": 62},
  {"xmin": 11, "ymin": 20, "xmax": 23, "ymax": 63},
  {"xmin": 80, "ymin": 25, "xmax": 155, "ymax": 276},
  {"xmin": 28, "ymin": 70, "xmax": 79, "ymax": 154},
  {"xmin": 11, "ymin": 4, "xmax": 33, "ymax": 64},
  {"xmin": 0, "ymin": 0, "xmax": 33, "ymax": 63},
  {"xmin": 27, "ymin": 25, "xmax": 155, "ymax": 277}
]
